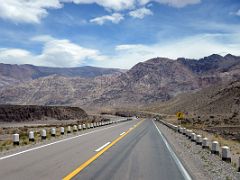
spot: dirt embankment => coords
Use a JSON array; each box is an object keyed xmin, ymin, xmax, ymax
[{"xmin": 0, "ymin": 105, "xmax": 88, "ymax": 122}]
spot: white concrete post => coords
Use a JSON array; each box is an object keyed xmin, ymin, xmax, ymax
[
  {"xmin": 211, "ymin": 141, "xmax": 220, "ymax": 155},
  {"xmin": 51, "ymin": 128, "xmax": 56, "ymax": 137},
  {"xmin": 78, "ymin": 125, "xmax": 82, "ymax": 130},
  {"xmin": 90, "ymin": 123, "xmax": 94, "ymax": 128},
  {"xmin": 41, "ymin": 129, "xmax": 47, "ymax": 140},
  {"xmin": 86, "ymin": 123, "xmax": 89, "ymax": 129},
  {"xmin": 67, "ymin": 126, "xmax": 71, "ymax": 133},
  {"xmin": 82, "ymin": 124, "xmax": 86, "ymax": 129},
  {"xmin": 73, "ymin": 125, "xmax": 77, "ymax": 132},
  {"xmin": 191, "ymin": 133, "xmax": 197, "ymax": 142},
  {"xmin": 196, "ymin": 135, "xmax": 202, "ymax": 145},
  {"xmin": 29, "ymin": 131, "xmax": 34, "ymax": 142},
  {"xmin": 202, "ymin": 138, "xmax": 209, "ymax": 149},
  {"xmin": 60, "ymin": 127, "xmax": 65, "ymax": 135},
  {"xmin": 221, "ymin": 146, "xmax": 231, "ymax": 162},
  {"xmin": 13, "ymin": 134, "xmax": 19, "ymax": 145},
  {"xmin": 187, "ymin": 130, "xmax": 193, "ymax": 139},
  {"xmin": 182, "ymin": 128, "xmax": 186, "ymax": 135}
]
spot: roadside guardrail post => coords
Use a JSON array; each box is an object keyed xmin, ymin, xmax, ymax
[
  {"xmin": 13, "ymin": 133, "xmax": 19, "ymax": 145},
  {"xmin": 41, "ymin": 129, "xmax": 46, "ymax": 140},
  {"xmin": 78, "ymin": 125, "xmax": 82, "ymax": 130},
  {"xmin": 196, "ymin": 135, "xmax": 202, "ymax": 145},
  {"xmin": 51, "ymin": 128, "xmax": 56, "ymax": 137},
  {"xmin": 67, "ymin": 126, "xmax": 71, "ymax": 133},
  {"xmin": 202, "ymin": 137, "xmax": 209, "ymax": 149},
  {"xmin": 73, "ymin": 125, "xmax": 77, "ymax": 132},
  {"xmin": 60, "ymin": 127, "xmax": 65, "ymax": 135},
  {"xmin": 191, "ymin": 133, "xmax": 197, "ymax": 142},
  {"xmin": 221, "ymin": 146, "xmax": 231, "ymax": 163},
  {"xmin": 211, "ymin": 141, "xmax": 220, "ymax": 155},
  {"xmin": 29, "ymin": 131, "xmax": 35, "ymax": 142}
]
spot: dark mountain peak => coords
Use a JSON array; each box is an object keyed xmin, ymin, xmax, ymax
[
  {"xmin": 145, "ymin": 57, "xmax": 173, "ymax": 64},
  {"xmin": 207, "ymin": 54, "xmax": 223, "ymax": 59},
  {"xmin": 224, "ymin": 54, "xmax": 239, "ymax": 59}
]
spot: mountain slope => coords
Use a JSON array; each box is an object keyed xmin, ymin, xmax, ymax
[
  {"xmin": 0, "ymin": 63, "xmax": 125, "ymax": 87},
  {"xmin": 0, "ymin": 54, "xmax": 239, "ymax": 108},
  {"xmin": 148, "ymin": 80, "xmax": 240, "ymax": 115}
]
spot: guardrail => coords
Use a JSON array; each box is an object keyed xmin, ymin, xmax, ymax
[
  {"xmin": 155, "ymin": 119, "xmax": 240, "ymax": 172},
  {"xmin": 11, "ymin": 118, "xmax": 133, "ymax": 146}
]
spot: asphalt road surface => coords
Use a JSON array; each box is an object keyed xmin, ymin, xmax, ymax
[{"xmin": 0, "ymin": 119, "xmax": 192, "ymax": 180}]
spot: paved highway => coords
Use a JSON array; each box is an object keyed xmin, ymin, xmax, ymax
[{"xmin": 0, "ymin": 119, "xmax": 192, "ymax": 180}]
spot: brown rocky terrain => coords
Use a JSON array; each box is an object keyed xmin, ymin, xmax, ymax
[
  {"xmin": 146, "ymin": 80, "xmax": 240, "ymax": 140},
  {"xmin": 0, "ymin": 54, "xmax": 239, "ymax": 109},
  {"xmin": 0, "ymin": 63, "xmax": 125, "ymax": 88},
  {"xmin": 146, "ymin": 80, "xmax": 240, "ymax": 119},
  {"xmin": 0, "ymin": 105, "xmax": 88, "ymax": 122}
]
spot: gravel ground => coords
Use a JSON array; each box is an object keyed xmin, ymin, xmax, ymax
[{"xmin": 155, "ymin": 120, "xmax": 240, "ymax": 180}]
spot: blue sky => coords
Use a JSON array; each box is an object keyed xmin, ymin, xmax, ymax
[{"xmin": 0, "ymin": 0, "xmax": 240, "ymax": 69}]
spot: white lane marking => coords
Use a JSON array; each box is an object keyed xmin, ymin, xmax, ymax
[
  {"xmin": 0, "ymin": 121, "xmax": 132, "ymax": 161},
  {"xmin": 153, "ymin": 120, "xmax": 192, "ymax": 180},
  {"xmin": 95, "ymin": 142, "xmax": 111, "ymax": 152},
  {"xmin": 120, "ymin": 132, "xmax": 126, "ymax": 136}
]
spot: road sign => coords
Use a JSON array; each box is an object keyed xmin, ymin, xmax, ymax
[{"xmin": 176, "ymin": 112, "xmax": 184, "ymax": 119}]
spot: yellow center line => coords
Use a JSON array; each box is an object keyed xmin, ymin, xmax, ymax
[{"xmin": 63, "ymin": 119, "xmax": 144, "ymax": 180}]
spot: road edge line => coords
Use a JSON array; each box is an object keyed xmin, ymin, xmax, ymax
[{"xmin": 152, "ymin": 120, "xmax": 192, "ymax": 180}]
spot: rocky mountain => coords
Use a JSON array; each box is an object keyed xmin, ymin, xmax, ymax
[
  {"xmin": 0, "ymin": 63, "xmax": 125, "ymax": 87},
  {"xmin": 0, "ymin": 105, "xmax": 87, "ymax": 122},
  {"xmin": 146, "ymin": 79, "xmax": 240, "ymax": 115},
  {"xmin": 0, "ymin": 54, "xmax": 239, "ymax": 109}
]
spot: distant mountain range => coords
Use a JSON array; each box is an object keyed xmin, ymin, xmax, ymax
[
  {"xmin": 0, "ymin": 54, "xmax": 239, "ymax": 109},
  {"xmin": 0, "ymin": 63, "xmax": 125, "ymax": 87}
]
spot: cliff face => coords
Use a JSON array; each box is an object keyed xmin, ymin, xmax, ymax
[{"xmin": 0, "ymin": 105, "xmax": 88, "ymax": 122}]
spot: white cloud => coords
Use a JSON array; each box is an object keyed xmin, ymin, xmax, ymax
[
  {"xmin": 0, "ymin": 36, "xmax": 107, "ymax": 67},
  {"xmin": 236, "ymin": 9, "xmax": 240, "ymax": 16},
  {"xmin": 0, "ymin": 0, "xmax": 202, "ymax": 23},
  {"xmin": 1, "ymin": 33, "xmax": 240, "ymax": 69},
  {"xmin": 0, "ymin": 0, "xmax": 62, "ymax": 23},
  {"xmin": 91, "ymin": 33, "xmax": 240, "ymax": 69},
  {"xmin": 90, "ymin": 13, "xmax": 124, "ymax": 25},
  {"xmin": 154, "ymin": 0, "xmax": 201, "ymax": 8},
  {"xmin": 129, "ymin": 7, "xmax": 153, "ymax": 19},
  {"xmin": 0, "ymin": 48, "xmax": 33, "ymax": 64},
  {"xmin": 62, "ymin": 0, "xmax": 136, "ymax": 11}
]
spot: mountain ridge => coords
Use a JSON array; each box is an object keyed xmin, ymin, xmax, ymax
[{"xmin": 0, "ymin": 54, "xmax": 239, "ymax": 109}]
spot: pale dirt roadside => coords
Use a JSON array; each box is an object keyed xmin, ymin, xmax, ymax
[{"xmin": 155, "ymin": 120, "xmax": 240, "ymax": 180}]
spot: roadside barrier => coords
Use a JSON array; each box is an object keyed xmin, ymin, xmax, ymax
[
  {"xmin": 202, "ymin": 138, "xmax": 209, "ymax": 149},
  {"xmin": 9, "ymin": 118, "xmax": 132, "ymax": 151},
  {"xmin": 67, "ymin": 126, "xmax": 71, "ymax": 133},
  {"xmin": 60, "ymin": 127, "xmax": 65, "ymax": 135},
  {"xmin": 13, "ymin": 134, "xmax": 19, "ymax": 145},
  {"xmin": 73, "ymin": 125, "xmax": 77, "ymax": 132},
  {"xmin": 51, "ymin": 128, "xmax": 56, "ymax": 137},
  {"xmin": 196, "ymin": 135, "xmax": 202, "ymax": 145},
  {"xmin": 221, "ymin": 146, "xmax": 231, "ymax": 162},
  {"xmin": 29, "ymin": 131, "xmax": 35, "ymax": 142},
  {"xmin": 41, "ymin": 129, "xmax": 46, "ymax": 140},
  {"xmin": 211, "ymin": 141, "xmax": 220, "ymax": 155},
  {"xmin": 156, "ymin": 119, "xmax": 238, "ymax": 172},
  {"xmin": 191, "ymin": 133, "xmax": 196, "ymax": 142},
  {"xmin": 78, "ymin": 125, "xmax": 82, "ymax": 130}
]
